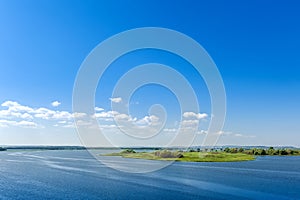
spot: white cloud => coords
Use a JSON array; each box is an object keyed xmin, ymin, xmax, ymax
[
  {"xmin": 234, "ymin": 133, "xmax": 256, "ymax": 138},
  {"xmin": 197, "ymin": 130, "xmax": 208, "ymax": 134},
  {"xmin": 134, "ymin": 115, "xmax": 159, "ymax": 126},
  {"xmin": 95, "ymin": 107, "xmax": 104, "ymax": 112},
  {"xmin": 0, "ymin": 101, "xmax": 208, "ymax": 135},
  {"xmin": 183, "ymin": 112, "xmax": 208, "ymax": 119},
  {"xmin": 0, "ymin": 109, "xmax": 33, "ymax": 119},
  {"xmin": 177, "ymin": 112, "xmax": 208, "ymax": 133},
  {"xmin": 94, "ymin": 111, "xmax": 119, "ymax": 118},
  {"xmin": 1, "ymin": 101, "xmax": 18, "ymax": 107},
  {"xmin": 163, "ymin": 128, "xmax": 207, "ymax": 135},
  {"xmin": 33, "ymin": 108, "xmax": 73, "ymax": 120},
  {"xmin": 72, "ymin": 112, "xmax": 87, "ymax": 118},
  {"xmin": 0, "ymin": 101, "xmax": 35, "ymax": 120},
  {"xmin": 21, "ymin": 113, "xmax": 33, "ymax": 119},
  {"xmin": 115, "ymin": 113, "xmax": 136, "ymax": 122},
  {"xmin": 0, "ymin": 105, "xmax": 56, "ymax": 121},
  {"xmin": 99, "ymin": 124, "xmax": 117, "ymax": 129},
  {"xmin": 97, "ymin": 117, "xmax": 113, "ymax": 122},
  {"xmin": 217, "ymin": 131, "xmax": 231, "ymax": 135},
  {"xmin": 33, "ymin": 108, "xmax": 55, "ymax": 119},
  {"xmin": 109, "ymin": 97, "xmax": 122, "ymax": 103},
  {"xmin": 62, "ymin": 123, "xmax": 76, "ymax": 128},
  {"xmin": 178, "ymin": 119, "xmax": 199, "ymax": 134},
  {"xmin": 95, "ymin": 111, "xmax": 159, "ymax": 127},
  {"xmin": 163, "ymin": 128, "xmax": 177, "ymax": 132},
  {"xmin": 51, "ymin": 101, "xmax": 61, "ymax": 107},
  {"xmin": 52, "ymin": 111, "xmax": 72, "ymax": 120},
  {"xmin": 0, "ymin": 119, "xmax": 37, "ymax": 128},
  {"xmin": 75, "ymin": 120, "xmax": 92, "ymax": 126},
  {"xmin": 18, "ymin": 120, "xmax": 37, "ymax": 128},
  {"xmin": 181, "ymin": 119, "xmax": 199, "ymax": 126},
  {"xmin": 93, "ymin": 109, "xmax": 162, "ymax": 132},
  {"xmin": 1, "ymin": 101, "xmax": 34, "ymax": 113},
  {"xmin": 0, "ymin": 100, "xmax": 83, "ymax": 128},
  {"xmin": 217, "ymin": 131, "xmax": 256, "ymax": 138}
]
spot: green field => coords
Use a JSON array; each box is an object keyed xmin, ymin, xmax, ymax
[{"xmin": 105, "ymin": 150, "xmax": 256, "ymax": 162}]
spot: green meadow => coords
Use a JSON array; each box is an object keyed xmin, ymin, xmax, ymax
[{"xmin": 105, "ymin": 149, "xmax": 256, "ymax": 162}]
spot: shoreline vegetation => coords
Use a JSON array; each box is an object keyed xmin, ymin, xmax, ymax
[
  {"xmin": 104, "ymin": 147, "xmax": 300, "ymax": 162},
  {"xmin": 1, "ymin": 145, "xmax": 299, "ymax": 162},
  {"xmin": 0, "ymin": 147, "xmax": 7, "ymax": 151}
]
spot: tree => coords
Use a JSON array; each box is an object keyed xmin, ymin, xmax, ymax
[
  {"xmin": 289, "ymin": 149, "xmax": 294, "ymax": 155},
  {"xmin": 267, "ymin": 148, "xmax": 274, "ymax": 155},
  {"xmin": 280, "ymin": 149, "xmax": 288, "ymax": 155},
  {"xmin": 261, "ymin": 149, "xmax": 267, "ymax": 155},
  {"xmin": 230, "ymin": 148, "xmax": 238, "ymax": 153},
  {"xmin": 224, "ymin": 147, "xmax": 230, "ymax": 153},
  {"xmin": 0, "ymin": 147, "xmax": 7, "ymax": 151}
]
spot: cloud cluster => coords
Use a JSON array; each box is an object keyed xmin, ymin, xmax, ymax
[
  {"xmin": 177, "ymin": 111, "xmax": 208, "ymax": 133},
  {"xmin": 51, "ymin": 101, "xmax": 61, "ymax": 107},
  {"xmin": 95, "ymin": 107, "xmax": 104, "ymax": 112},
  {"xmin": 0, "ymin": 100, "xmax": 217, "ymax": 138},
  {"xmin": 93, "ymin": 109, "xmax": 160, "ymax": 127},
  {"xmin": 109, "ymin": 97, "xmax": 122, "ymax": 103},
  {"xmin": 0, "ymin": 100, "xmax": 253, "ymax": 142},
  {"xmin": 0, "ymin": 100, "xmax": 162, "ymax": 130},
  {"xmin": 0, "ymin": 101, "xmax": 86, "ymax": 129},
  {"xmin": 0, "ymin": 119, "xmax": 37, "ymax": 128},
  {"xmin": 162, "ymin": 128, "xmax": 255, "ymax": 138},
  {"xmin": 183, "ymin": 112, "xmax": 208, "ymax": 119}
]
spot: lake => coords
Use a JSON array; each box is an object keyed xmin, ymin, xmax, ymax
[{"xmin": 0, "ymin": 150, "xmax": 299, "ymax": 199}]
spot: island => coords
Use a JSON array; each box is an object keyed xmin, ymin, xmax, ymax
[{"xmin": 104, "ymin": 147, "xmax": 300, "ymax": 162}]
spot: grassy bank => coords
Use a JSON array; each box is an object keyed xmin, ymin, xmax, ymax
[{"xmin": 105, "ymin": 149, "xmax": 255, "ymax": 162}]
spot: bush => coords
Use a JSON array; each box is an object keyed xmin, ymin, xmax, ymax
[
  {"xmin": 154, "ymin": 150, "xmax": 184, "ymax": 158},
  {"xmin": 177, "ymin": 153, "xmax": 184, "ymax": 158},
  {"xmin": 121, "ymin": 149, "xmax": 136, "ymax": 154},
  {"xmin": 158, "ymin": 150, "xmax": 172, "ymax": 158}
]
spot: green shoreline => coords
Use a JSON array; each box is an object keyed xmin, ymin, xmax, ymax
[
  {"xmin": 104, "ymin": 147, "xmax": 300, "ymax": 162},
  {"xmin": 105, "ymin": 150, "xmax": 256, "ymax": 162}
]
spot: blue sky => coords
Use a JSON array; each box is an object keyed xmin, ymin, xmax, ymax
[{"xmin": 0, "ymin": 0, "xmax": 299, "ymax": 146}]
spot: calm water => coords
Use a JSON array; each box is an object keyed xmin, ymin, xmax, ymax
[{"xmin": 0, "ymin": 150, "xmax": 299, "ymax": 200}]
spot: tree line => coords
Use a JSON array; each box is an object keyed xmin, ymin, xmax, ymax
[{"xmin": 223, "ymin": 147, "xmax": 300, "ymax": 156}]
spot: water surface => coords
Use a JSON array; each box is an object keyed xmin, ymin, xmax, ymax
[{"xmin": 0, "ymin": 150, "xmax": 299, "ymax": 199}]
